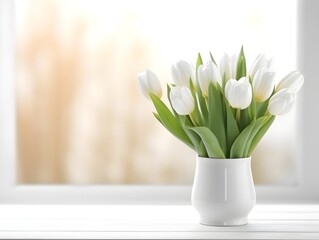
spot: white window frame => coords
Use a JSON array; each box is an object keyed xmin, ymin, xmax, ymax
[{"xmin": 0, "ymin": 0, "xmax": 318, "ymax": 204}]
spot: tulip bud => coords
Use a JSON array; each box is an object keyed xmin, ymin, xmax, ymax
[
  {"xmin": 268, "ymin": 89, "xmax": 295, "ymax": 115},
  {"xmin": 231, "ymin": 54, "xmax": 238, "ymax": 79},
  {"xmin": 171, "ymin": 60, "xmax": 194, "ymax": 87},
  {"xmin": 137, "ymin": 69, "xmax": 162, "ymax": 99},
  {"xmin": 252, "ymin": 68, "xmax": 276, "ymax": 102},
  {"xmin": 198, "ymin": 61, "xmax": 222, "ymax": 96},
  {"xmin": 225, "ymin": 77, "xmax": 252, "ymax": 109},
  {"xmin": 169, "ymin": 86, "xmax": 195, "ymax": 115},
  {"xmin": 219, "ymin": 53, "xmax": 233, "ymax": 83},
  {"xmin": 250, "ymin": 54, "xmax": 271, "ymax": 79},
  {"xmin": 276, "ymin": 71, "xmax": 304, "ymax": 94}
]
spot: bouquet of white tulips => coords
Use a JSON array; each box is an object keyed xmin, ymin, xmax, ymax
[{"xmin": 138, "ymin": 47, "xmax": 304, "ymax": 159}]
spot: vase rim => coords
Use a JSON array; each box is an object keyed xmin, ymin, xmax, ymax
[{"xmin": 196, "ymin": 156, "xmax": 251, "ymax": 161}]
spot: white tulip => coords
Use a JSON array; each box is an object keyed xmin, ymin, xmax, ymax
[
  {"xmin": 250, "ymin": 54, "xmax": 273, "ymax": 79},
  {"xmin": 230, "ymin": 54, "xmax": 238, "ymax": 79},
  {"xmin": 266, "ymin": 58, "xmax": 275, "ymax": 72},
  {"xmin": 252, "ymin": 68, "xmax": 276, "ymax": 102},
  {"xmin": 171, "ymin": 60, "xmax": 194, "ymax": 87},
  {"xmin": 225, "ymin": 77, "xmax": 252, "ymax": 109},
  {"xmin": 198, "ymin": 61, "xmax": 222, "ymax": 96},
  {"xmin": 219, "ymin": 53, "xmax": 235, "ymax": 83},
  {"xmin": 169, "ymin": 86, "xmax": 195, "ymax": 115},
  {"xmin": 137, "ymin": 69, "xmax": 162, "ymax": 99},
  {"xmin": 276, "ymin": 71, "xmax": 304, "ymax": 94},
  {"xmin": 268, "ymin": 89, "xmax": 296, "ymax": 115}
]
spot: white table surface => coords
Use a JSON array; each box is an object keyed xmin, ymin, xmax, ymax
[{"xmin": 0, "ymin": 204, "xmax": 318, "ymax": 239}]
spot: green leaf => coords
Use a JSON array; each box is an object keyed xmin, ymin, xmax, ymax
[
  {"xmin": 209, "ymin": 52, "xmax": 217, "ymax": 65},
  {"xmin": 196, "ymin": 53, "xmax": 203, "ymax": 72},
  {"xmin": 239, "ymin": 108, "xmax": 251, "ymax": 131},
  {"xmin": 236, "ymin": 46, "xmax": 247, "ymax": 80},
  {"xmin": 197, "ymin": 91, "xmax": 208, "ymax": 125},
  {"xmin": 216, "ymin": 82, "xmax": 225, "ymax": 94},
  {"xmin": 208, "ymin": 84, "xmax": 227, "ymax": 155},
  {"xmin": 155, "ymin": 111, "xmax": 203, "ymax": 154},
  {"xmin": 221, "ymin": 72, "xmax": 226, "ymax": 89},
  {"xmin": 225, "ymin": 102, "xmax": 240, "ymax": 158},
  {"xmin": 190, "ymin": 80, "xmax": 203, "ymax": 126},
  {"xmin": 256, "ymin": 101, "xmax": 269, "ymax": 118},
  {"xmin": 243, "ymin": 117, "xmax": 267, "ymax": 156},
  {"xmin": 198, "ymin": 141, "xmax": 208, "ymax": 157},
  {"xmin": 230, "ymin": 117, "xmax": 268, "ymax": 158},
  {"xmin": 230, "ymin": 118, "xmax": 256, "ymax": 158},
  {"xmin": 249, "ymin": 97, "xmax": 257, "ymax": 119},
  {"xmin": 248, "ymin": 115, "xmax": 275, "ymax": 155},
  {"xmin": 153, "ymin": 112, "xmax": 162, "ymax": 124},
  {"xmin": 185, "ymin": 129, "xmax": 208, "ymax": 157},
  {"xmin": 150, "ymin": 94, "xmax": 194, "ymax": 149},
  {"xmin": 188, "ymin": 126, "xmax": 225, "ymax": 158},
  {"xmin": 181, "ymin": 116, "xmax": 208, "ymax": 157}
]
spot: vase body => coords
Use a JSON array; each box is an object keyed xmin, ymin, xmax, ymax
[{"xmin": 191, "ymin": 156, "xmax": 255, "ymax": 226}]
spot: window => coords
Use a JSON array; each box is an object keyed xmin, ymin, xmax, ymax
[{"xmin": 0, "ymin": 0, "xmax": 318, "ymax": 203}]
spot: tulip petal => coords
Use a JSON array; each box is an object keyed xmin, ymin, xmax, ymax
[
  {"xmin": 137, "ymin": 72, "xmax": 149, "ymax": 99},
  {"xmin": 268, "ymin": 89, "xmax": 295, "ymax": 115},
  {"xmin": 268, "ymin": 97, "xmax": 286, "ymax": 114},
  {"xmin": 266, "ymin": 58, "xmax": 275, "ymax": 72},
  {"xmin": 220, "ymin": 53, "xmax": 233, "ymax": 85},
  {"xmin": 137, "ymin": 69, "xmax": 162, "ymax": 99},
  {"xmin": 198, "ymin": 61, "xmax": 222, "ymax": 96},
  {"xmin": 250, "ymin": 54, "xmax": 267, "ymax": 79},
  {"xmin": 225, "ymin": 77, "xmax": 252, "ymax": 109},
  {"xmin": 252, "ymin": 68, "xmax": 276, "ymax": 102},
  {"xmin": 169, "ymin": 86, "xmax": 195, "ymax": 115},
  {"xmin": 197, "ymin": 65, "xmax": 209, "ymax": 96},
  {"xmin": 171, "ymin": 60, "xmax": 194, "ymax": 87},
  {"xmin": 276, "ymin": 71, "xmax": 304, "ymax": 94}
]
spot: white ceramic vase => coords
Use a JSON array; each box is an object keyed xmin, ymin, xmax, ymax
[{"xmin": 191, "ymin": 156, "xmax": 256, "ymax": 226}]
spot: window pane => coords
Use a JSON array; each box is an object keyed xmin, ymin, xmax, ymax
[{"xmin": 15, "ymin": 0, "xmax": 298, "ymax": 184}]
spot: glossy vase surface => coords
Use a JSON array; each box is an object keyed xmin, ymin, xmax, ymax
[{"xmin": 191, "ymin": 156, "xmax": 256, "ymax": 226}]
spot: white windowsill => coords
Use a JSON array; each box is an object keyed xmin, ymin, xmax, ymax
[{"xmin": 0, "ymin": 204, "xmax": 318, "ymax": 239}]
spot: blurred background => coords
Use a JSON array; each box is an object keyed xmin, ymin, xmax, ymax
[{"xmin": 15, "ymin": 0, "xmax": 298, "ymax": 185}]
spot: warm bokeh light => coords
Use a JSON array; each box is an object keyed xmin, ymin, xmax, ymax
[{"xmin": 15, "ymin": 0, "xmax": 298, "ymax": 184}]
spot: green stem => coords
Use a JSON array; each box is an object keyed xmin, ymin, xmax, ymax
[
  {"xmin": 189, "ymin": 113, "xmax": 197, "ymax": 126},
  {"xmin": 236, "ymin": 108, "xmax": 241, "ymax": 126}
]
